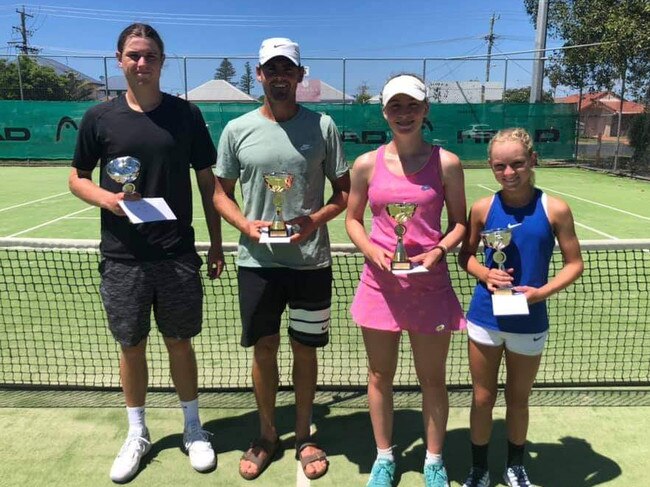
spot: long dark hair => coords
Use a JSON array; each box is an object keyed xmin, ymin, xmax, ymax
[{"xmin": 116, "ymin": 23, "xmax": 164, "ymax": 56}]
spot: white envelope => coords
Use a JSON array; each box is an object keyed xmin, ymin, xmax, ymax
[
  {"xmin": 259, "ymin": 226, "xmax": 292, "ymax": 244},
  {"xmin": 119, "ymin": 198, "xmax": 177, "ymax": 224},
  {"xmin": 492, "ymin": 293, "xmax": 530, "ymax": 316},
  {"xmin": 391, "ymin": 265, "xmax": 428, "ymax": 276}
]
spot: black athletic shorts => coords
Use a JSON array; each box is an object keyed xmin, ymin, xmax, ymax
[
  {"xmin": 237, "ymin": 266, "xmax": 332, "ymax": 348},
  {"xmin": 99, "ymin": 253, "xmax": 203, "ymax": 347}
]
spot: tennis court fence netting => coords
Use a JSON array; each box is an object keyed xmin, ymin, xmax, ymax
[{"xmin": 1, "ymin": 238, "xmax": 648, "ymax": 391}]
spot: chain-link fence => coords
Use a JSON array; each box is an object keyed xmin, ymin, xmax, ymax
[
  {"xmin": 1, "ymin": 52, "xmax": 646, "ymax": 174},
  {"xmin": 556, "ymin": 84, "xmax": 647, "ymax": 177},
  {"xmin": 0, "ymin": 53, "xmax": 516, "ymax": 102}
]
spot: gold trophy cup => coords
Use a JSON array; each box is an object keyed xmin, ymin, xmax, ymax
[
  {"xmin": 480, "ymin": 227, "xmax": 514, "ymax": 295},
  {"xmin": 386, "ymin": 202, "xmax": 418, "ymax": 271},
  {"xmin": 263, "ymin": 172, "xmax": 295, "ymax": 238},
  {"xmin": 106, "ymin": 156, "xmax": 141, "ymax": 194}
]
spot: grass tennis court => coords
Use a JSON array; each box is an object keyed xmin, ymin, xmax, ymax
[
  {"xmin": 1, "ymin": 164, "xmax": 650, "ymax": 241},
  {"xmin": 1, "ymin": 396, "xmax": 648, "ymax": 487},
  {"xmin": 1, "ymin": 164, "xmax": 649, "ymax": 486}
]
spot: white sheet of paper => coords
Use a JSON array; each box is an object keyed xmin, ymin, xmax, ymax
[
  {"xmin": 119, "ymin": 198, "xmax": 177, "ymax": 224},
  {"xmin": 259, "ymin": 226, "xmax": 292, "ymax": 244},
  {"xmin": 391, "ymin": 265, "xmax": 428, "ymax": 276},
  {"xmin": 492, "ymin": 293, "xmax": 530, "ymax": 316}
]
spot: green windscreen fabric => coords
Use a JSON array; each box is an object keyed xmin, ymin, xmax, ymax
[{"xmin": 0, "ymin": 100, "xmax": 577, "ymax": 161}]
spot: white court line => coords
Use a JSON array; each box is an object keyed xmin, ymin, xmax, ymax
[
  {"xmin": 296, "ymin": 461, "xmax": 310, "ymax": 487},
  {"xmin": 572, "ymin": 222, "xmax": 618, "ymax": 240},
  {"xmin": 536, "ymin": 185, "xmax": 650, "ymax": 222},
  {"xmin": 477, "ymin": 184, "xmax": 618, "ymax": 240},
  {"xmin": 0, "ymin": 192, "xmax": 70, "ymax": 213},
  {"xmin": 295, "ymin": 424, "xmax": 317, "ymax": 487},
  {"xmin": 6, "ymin": 207, "xmax": 94, "ymax": 238}
]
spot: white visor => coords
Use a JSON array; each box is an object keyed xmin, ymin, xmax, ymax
[{"xmin": 382, "ymin": 75, "xmax": 427, "ymax": 106}]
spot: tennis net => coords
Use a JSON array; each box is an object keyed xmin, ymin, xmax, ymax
[{"xmin": 1, "ymin": 238, "xmax": 648, "ymax": 391}]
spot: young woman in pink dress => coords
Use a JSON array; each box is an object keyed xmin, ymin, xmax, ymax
[{"xmin": 346, "ymin": 74, "xmax": 467, "ymax": 487}]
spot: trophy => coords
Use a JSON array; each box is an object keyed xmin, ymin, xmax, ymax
[
  {"xmin": 480, "ymin": 227, "xmax": 514, "ymax": 295},
  {"xmin": 106, "ymin": 156, "xmax": 141, "ymax": 194},
  {"xmin": 263, "ymin": 171, "xmax": 294, "ymax": 238},
  {"xmin": 386, "ymin": 202, "xmax": 418, "ymax": 271}
]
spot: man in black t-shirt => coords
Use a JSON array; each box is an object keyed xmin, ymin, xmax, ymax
[{"xmin": 69, "ymin": 23, "xmax": 223, "ymax": 483}]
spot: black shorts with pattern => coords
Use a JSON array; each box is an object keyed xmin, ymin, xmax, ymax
[{"xmin": 99, "ymin": 252, "xmax": 203, "ymax": 347}]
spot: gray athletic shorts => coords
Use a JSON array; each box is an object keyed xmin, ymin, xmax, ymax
[{"xmin": 99, "ymin": 253, "xmax": 203, "ymax": 347}]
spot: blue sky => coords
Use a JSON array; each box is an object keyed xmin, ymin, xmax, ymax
[{"xmin": 0, "ymin": 1, "xmax": 566, "ymax": 97}]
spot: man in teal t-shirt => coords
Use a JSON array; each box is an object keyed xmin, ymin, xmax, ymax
[{"xmin": 213, "ymin": 37, "xmax": 349, "ymax": 481}]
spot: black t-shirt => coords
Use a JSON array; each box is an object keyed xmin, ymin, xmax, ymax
[{"xmin": 72, "ymin": 93, "xmax": 216, "ymax": 260}]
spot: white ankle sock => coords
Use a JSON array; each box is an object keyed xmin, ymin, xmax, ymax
[
  {"xmin": 180, "ymin": 398, "xmax": 200, "ymax": 430},
  {"xmin": 377, "ymin": 446, "xmax": 394, "ymax": 462},
  {"xmin": 425, "ymin": 451, "xmax": 443, "ymax": 466},
  {"xmin": 126, "ymin": 406, "xmax": 146, "ymax": 436}
]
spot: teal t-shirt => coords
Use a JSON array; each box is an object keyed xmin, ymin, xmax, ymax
[{"xmin": 216, "ymin": 106, "xmax": 348, "ymax": 269}]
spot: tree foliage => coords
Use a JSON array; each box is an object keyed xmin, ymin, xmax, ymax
[
  {"xmin": 0, "ymin": 56, "xmax": 95, "ymax": 100},
  {"xmin": 524, "ymin": 0, "xmax": 650, "ymax": 101},
  {"xmin": 354, "ymin": 81, "xmax": 372, "ymax": 104},
  {"xmin": 214, "ymin": 58, "xmax": 236, "ymax": 83},
  {"xmin": 238, "ymin": 62, "xmax": 254, "ymax": 95},
  {"xmin": 628, "ymin": 112, "xmax": 650, "ymax": 169},
  {"xmin": 503, "ymin": 86, "xmax": 553, "ymax": 103}
]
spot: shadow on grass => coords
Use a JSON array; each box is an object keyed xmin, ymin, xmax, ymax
[
  {"xmin": 401, "ymin": 418, "xmax": 621, "ymax": 486},
  {"xmin": 135, "ymin": 406, "xmax": 621, "ymax": 486}
]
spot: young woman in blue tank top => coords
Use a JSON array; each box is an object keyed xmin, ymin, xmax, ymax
[{"xmin": 458, "ymin": 128, "xmax": 583, "ymax": 487}]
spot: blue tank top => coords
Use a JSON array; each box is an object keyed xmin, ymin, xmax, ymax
[{"xmin": 467, "ymin": 189, "xmax": 555, "ymax": 333}]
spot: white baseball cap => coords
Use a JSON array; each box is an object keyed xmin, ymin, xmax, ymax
[
  {"xmin": 382, "ymin": 75, "xmax": 427, "ymax": 106},
  {"xmin": 259, "ymin": 37, "xmax": 300, "ymax": 66}
]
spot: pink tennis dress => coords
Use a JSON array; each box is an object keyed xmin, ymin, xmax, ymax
[{"xmin": 350, "ymin": 145, "xmax": 466, "ymax": 334}]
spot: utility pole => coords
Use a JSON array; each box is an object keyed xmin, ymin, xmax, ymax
[
  {"xmin": 482, "ymin": 13, "xmax": 499, "ymax": 103},
  {"xmin": 9, "ymin": 6, "xmax": 38, "ymax": 55},
  {"xmin": 530, "ymin": 0, "xmax": 549, "ymax": 103}
]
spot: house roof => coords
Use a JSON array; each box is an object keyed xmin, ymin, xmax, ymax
[
  {"xmin": 33, "ymin": 56, "xmax": 102, "ymax": 85},
  {"xmin": 555, "ymin": 91, "xmax": 645, "ymax": 114},
  {"xmin": 554, "ymin": 92, "xmax": 605, "ymax": 106},
  {"xmin": 180, "ymin": 79, "xmax": 257, "ymax": 102},
  {"xmin": 597, "ymin": 99, "xmax": 645, "ymax": 115},
  {"xmin": 296, "ymin": 79, "xmax": 354, "ymax": 103}
]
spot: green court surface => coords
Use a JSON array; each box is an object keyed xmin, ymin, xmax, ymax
[
  {"xmin": 1, "ymin": 164, "xmax": 650, "ymax": 241},
  {"xmin": 1, "ymin": 165, "xmax": 649, "ymax": 486},
  {"xmin": 0, "ymin": 390, "xmax": 648, "ymax": 486}
]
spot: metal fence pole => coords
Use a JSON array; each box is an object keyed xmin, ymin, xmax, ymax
[
  {"xmin": 16, "ymin": 55, "xmax": 24, "ymax": 101},
  {"xmin": 342, "ymin": 58, "xmax": 346, "ymax": 104},
  {"xmin": 183, "ymin": 57, "xmax": 188, "ymax": 99},
  {"xmin": 613, "ymin": 67, "xmax": 626, "ymax": 172},
  {"xmin": 103, "ymin": 57, "xmax": 109, "ymax": 101}
]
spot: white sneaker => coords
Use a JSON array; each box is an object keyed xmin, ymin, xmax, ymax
[
  {"xmin": 183, "ymin": 424, "xmax": 216, "ymax": 472},
  {"xmin": 462, "ymin": 466, "xmax": 490, "ymax": 487},
  {"xmin": 503, "ymin": 465, "xmax": 533, "ymax": 487},
  {"xmin": 109, "ymin": 428, "xmax": 152, "ymax": 483}
]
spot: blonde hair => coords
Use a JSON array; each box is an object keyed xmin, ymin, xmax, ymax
[
  {"xmin": 487, "ymin": 127, "xmax": 534, "ymax": 161},
  {"xmin": 487, "ymin": 127, "xmax": 536, "ymax": 186}
]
